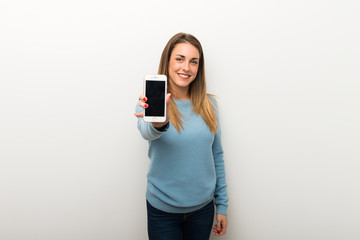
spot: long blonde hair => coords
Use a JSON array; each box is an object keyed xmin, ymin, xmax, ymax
[{"xmin": 158, "ymin": 33, "xmax": 217, "ymax": 133}]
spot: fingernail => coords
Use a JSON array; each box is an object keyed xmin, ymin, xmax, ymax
[
  {"xmin": 143, "ymin": 97, "xmax": 147, "ymax": 101},
  {"xmin": 217, "ymin": 230, "xmax": 220, "ymax": 234},
  {"xmin": 144, "ymin": 104, "xmax": 148, "ymax": 108}
]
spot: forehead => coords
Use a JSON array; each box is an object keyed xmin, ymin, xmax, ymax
[{"xmin": 171, "ymin": 43, "xmax": 200, "ymax": 58}]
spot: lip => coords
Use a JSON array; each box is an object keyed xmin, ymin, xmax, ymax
[{"xmin": 177, "ymin": 73, "xmax": 191, "ymax": 79}]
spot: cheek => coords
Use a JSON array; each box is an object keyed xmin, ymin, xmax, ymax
[
  {"xmin": 191, "ymin": 65, "xmax": 199, "ymax": 75},
  {"xmin": 169, "ymin": 62, "xmax": 180, "ymax": 72}
]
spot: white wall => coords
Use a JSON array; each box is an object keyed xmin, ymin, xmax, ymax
[{"xmin": 1, "ymin": 0, "xmax": 359, "ymax": 239}]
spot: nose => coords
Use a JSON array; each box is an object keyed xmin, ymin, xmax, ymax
[{"xmin": 183, "ymin": 61, "xmax": 190, "ymax": 72}]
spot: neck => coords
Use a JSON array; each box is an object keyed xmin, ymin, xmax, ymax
[{"xmin": 170, "ymin": 84, "xmax": 190, "ymax": 100}]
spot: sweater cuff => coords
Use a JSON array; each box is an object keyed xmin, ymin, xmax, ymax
[
  {"xmin": 216, "ymin": 204, "xmax": 227, "ymax": 215},
  {"xmin": 154, "ymin": 122, "xmax": 169, "ymax": 132}
]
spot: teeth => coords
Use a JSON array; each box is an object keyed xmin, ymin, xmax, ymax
[{"xmin": 179, "ymin": 74, "xmax": 189, "ymax": 78}]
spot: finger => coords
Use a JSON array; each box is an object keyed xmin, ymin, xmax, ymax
[
  {"xmin": 214, "ymin": 221, "xmax": 226, "ymax": 236},
  {"xmin": 134, "ymin": 112, "xmax": 144, "ymax": 118},
  {"xmin": 218, "ymin": 221, "xmax": 227, "ymax": 236},
  {"xmin": 213, "ymin": 222, "xmax": 221, "ymax": 236},
  {"xmin": 212, "ymin": 229, "xmax": 220, "ymax": 235},
  {"xmin": 138, "ymin": 100, "xmax": 149, "ymax": 109},
  {"xmin": 139, "ymin": 94, "xmax": 147, "ymax": 102},
  {"xmin": 216, "ymin": 222, "xmax": 221, "ymax": 235}
]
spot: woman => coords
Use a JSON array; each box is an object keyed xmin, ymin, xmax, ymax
[{"xmin": 134, "ymin": 32, "xmax": 228, "ymax": 239}]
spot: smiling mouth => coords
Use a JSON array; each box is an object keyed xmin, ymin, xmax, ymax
[{"xmin": 177, "ymin": 73, "xmax": 190, "ymax": 79}]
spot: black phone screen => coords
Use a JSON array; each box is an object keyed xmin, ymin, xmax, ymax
[{"xmin": 145, "ymin": 80, "xmax": 165, "ymax": 117}]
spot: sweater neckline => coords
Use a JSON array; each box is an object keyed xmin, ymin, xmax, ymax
[
  {"xmin": 173, "ymin": 98, "xmax": 191, "ymax": 107},
  {"xmin": 173, "ymin": 98, "xmax": 190, "ymax": 102}
]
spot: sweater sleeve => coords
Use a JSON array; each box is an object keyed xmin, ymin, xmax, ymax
[
  {"xmin": 135, "ymin": 103, "xmax": 169, "ymax": 141},
  {"xmin": 212, "ymin": 102, "xmax": 229, "ymax": 215}
]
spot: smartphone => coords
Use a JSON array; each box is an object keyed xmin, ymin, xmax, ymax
[{"xmin": 143, "ymin": 74, "xmax": 167, "ymax": 122}]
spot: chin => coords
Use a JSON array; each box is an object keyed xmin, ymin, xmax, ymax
[
  {"xmin": 177, "ymin": 77, "xmax": 194, "ymax": 84},
  {"xmin": 176, "ymin": 79, "xmax": 192, "ymax": 86},
  {"xmin": 174, "ymin": 83, "xmax": 190, "ymax": 89}
]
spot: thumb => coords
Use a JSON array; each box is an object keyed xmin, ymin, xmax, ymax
[
  {"xmin": 166, "ymin": 93, "xmax": 171, "ymax": 104},
  {"xmin": 134, "ymin": 112, "xmax": 144, "ymax": 118}
]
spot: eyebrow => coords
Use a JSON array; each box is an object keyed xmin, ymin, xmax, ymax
[{"xmin": 176, "ymin": 54, "xmax": 199, "ymax": 60}]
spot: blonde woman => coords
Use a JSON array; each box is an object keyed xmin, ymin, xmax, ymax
[{"xmin": 135, "ymin": 32, "xmax": 228, "ymax": 239}]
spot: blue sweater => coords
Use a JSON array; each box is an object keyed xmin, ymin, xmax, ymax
[{"xmin": 136, "ymin": 98, "xmax": 228, "ymax": 215}]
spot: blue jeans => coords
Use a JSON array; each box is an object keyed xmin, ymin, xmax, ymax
[{"xmin": 147, "ymin": 200, "xmax": 214, "ymax": 240}]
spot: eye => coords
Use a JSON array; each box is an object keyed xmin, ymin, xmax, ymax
[
  {"xmin": 176, "ymin": 58, "xmax": 183, "ymax": 62},
  {"xmin": 191, "ymin": 60, "xmax": 198, "ymax": 65}
]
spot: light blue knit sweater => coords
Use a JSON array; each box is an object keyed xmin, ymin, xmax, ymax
[{"xmin": 136, "ymin": 98, "xmax": 228, "ymax": 215}]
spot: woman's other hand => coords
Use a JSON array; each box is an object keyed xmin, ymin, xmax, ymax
[{"xmin": 212, "ymin": 214, "xmax": 228, "ymax": 236}]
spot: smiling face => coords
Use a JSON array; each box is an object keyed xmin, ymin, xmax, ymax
[{"xmin": 168, "ymin": 42, "xmax": 200, "ymax": 97}]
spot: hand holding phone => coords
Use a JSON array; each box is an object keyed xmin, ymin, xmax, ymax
[
  {"xmin": 134, "ymin": 75, "xmax": 171, "ymax": 128},
  {"xmin": 135, "ymin": 94, "xmax": 171, "ymax": 130},
  {"xmin": 143, "ymin": 75, "xmax": 167, "ymax": 123}
]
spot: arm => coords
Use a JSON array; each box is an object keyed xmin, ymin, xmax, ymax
[
  {"xmin": 212, "ymin": 122, "xmax": 229, "ymax": 215},
  {"xmin": 211, "ymin": 99, "xmax": 229, "ymax": 236},
  {"xmin": 135, "ymin": 103, "xmax": 169, "ymax": 141},
  {"xmin": 134, "ymin": 93, "xmax": 171, "ymax": 141}
]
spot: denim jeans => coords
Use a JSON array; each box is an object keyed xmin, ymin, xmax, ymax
[{"xmin": 147, "ymin": 200, "xmax": 214, "ymax": 240}]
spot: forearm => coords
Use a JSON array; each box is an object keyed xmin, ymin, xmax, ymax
[
  {"xmin": 136, "ymin": 104, "xmax": 169, "ymax": 140},
  {"xmin": 214, "ymin": 156, "xmax": 228, "ymax": 215},
  {"xmin": 212, "ymin": 129, "xmax": 229, "ymax": 215}
]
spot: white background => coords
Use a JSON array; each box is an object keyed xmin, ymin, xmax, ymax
[{"xmin": 1, "ymin": 0, "xmax": 359, "ymax": 239}]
